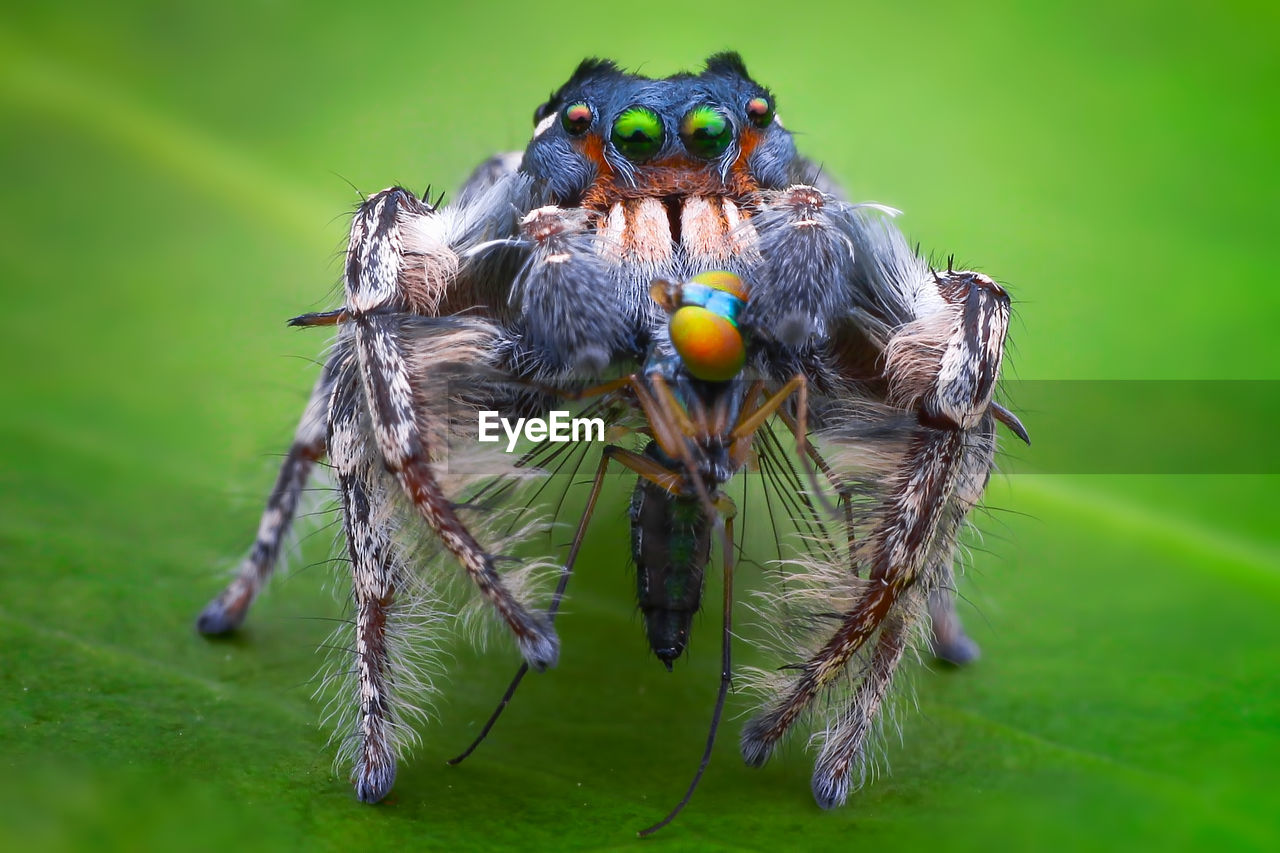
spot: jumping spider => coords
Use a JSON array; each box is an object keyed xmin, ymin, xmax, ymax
[{"xmin": 196, "ymin": 53, "xmax": 1027, "ymax": 833}]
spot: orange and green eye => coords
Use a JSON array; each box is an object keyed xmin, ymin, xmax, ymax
[
  {"xmin": 668, "ymin": 270, "xmax": 750, "ymax": 382},
  {"xmin": 746, "ymin": 96, "xmax": 774, "ymax": 128},
  {"xmin": 562, "ymin": 102, "xmax": 593, "ymax": 135},
  {"xmin": 670, "ymin": 306, "xmax": 746, "ymax": 382},
  {"xmin": 680, "ymin": 106, "xmax": 732, "ymax": 158},
  {"xmin": 611, "ymin": 106, "xmax": 664, "ymax": 161}
]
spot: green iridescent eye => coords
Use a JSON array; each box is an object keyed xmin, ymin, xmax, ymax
[
  {"xmin": 611, "ymin": 106, "xmax": 664, "ymax": 161},
  {"xmin": 561, "ymin": 102, "xmax": 593, "ymax": 135},
  {"xmin": 680, "ymin": 106, "xmax": 732, "ymax": 158},
  {"xmin": 746, "ymin": 96, "xmax": 774, "ymax": 128}
]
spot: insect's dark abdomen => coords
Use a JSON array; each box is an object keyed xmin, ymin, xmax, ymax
[{"xmin": 629, "ymin": 443, "xmax": 710, "ymax": 670}]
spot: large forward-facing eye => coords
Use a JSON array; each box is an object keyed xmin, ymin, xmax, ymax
[
  {"xmin": 611, "ymin": 106, "xmax": 664, "ymax": 161},
  {"xmin": 680, "ymin": 106, "xmax": 732, "ymax": 158}
]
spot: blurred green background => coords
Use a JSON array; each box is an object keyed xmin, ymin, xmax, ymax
[{"xmin": 1, "ymin": 1, "xmax": 1277, "ymax": 850}]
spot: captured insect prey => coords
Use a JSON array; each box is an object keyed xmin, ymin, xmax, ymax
[{"xmin": 195, "ymin": 52, "xmax": 1028, "ymax": 834}]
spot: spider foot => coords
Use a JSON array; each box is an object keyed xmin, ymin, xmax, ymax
[
  {"xmin": 739, "ymin": 717, "xmax": 778, "ymax": 768},
  {"xmin": 811, "ymin": 763, "xmax": 851, "ymax": 810},
  {"xmin": 516, "ymin": 616, "xmax": 560, "ymax": 672},
  {"xmin": 354, "ymin": 752, "xmax": 397, "ymax": 804},
  {"xmin": 195, "ymin": 578, "xmax": 252, "ymax": 636},
  {"xmin": 930, "ymin": 631, "xmax": 981, "ymax": 667}
]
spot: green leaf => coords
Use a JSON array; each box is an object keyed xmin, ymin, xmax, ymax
[{"xmin": 1, "ymin": 2, "xmax": 1277, "ymax": 851}]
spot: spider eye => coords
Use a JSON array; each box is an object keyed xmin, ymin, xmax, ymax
[
  {"xmin": 680, "ymin": 106, "xmax": 732, "ymax": 158},
  {"xmin": 561, "ymin": 102, "xmax": 593, "ymax": 135},
  {"xmin": 746, "ymin": 96, "xmax": 774, "ymax": 128},
  {"xmin": 611, "ymin": 106, "xmax": 664, "ymax": 161}
]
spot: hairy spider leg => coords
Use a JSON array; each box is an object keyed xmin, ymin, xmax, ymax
[
  {"xmin": 327, "ymin": 372, "xmax": 402, "ymax": 803},
  {"xmin": 196, "ymin": 350, "xmax": 342, "ymax": 635},
  {"xmin": 346, "ymin": 187, "xmax": 558, "ymax": 672},
  {"xmin": 445, "ymin": 442, "xmax": 668, "ymax": 766},
  {"xmin": 740, "ymin": 268, "xmax": 1012, "ymax": 806},
  {"xmin": 777, "ymin": 403, "xmax": 979, "ymax": 663}
]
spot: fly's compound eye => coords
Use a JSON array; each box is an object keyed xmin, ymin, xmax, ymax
[
  {"xmin": 746, "ymin": 96, "xmax": 774, "ymax": 128},
  {"xmin": 611, "ymin": 106, "xmax": 664, "ymax": 161},
  {"xmin": 561, "ymin": 102, "xmax": 593, "ymax": 135},
  {"xmin": 669, "ymin": 271, "xmax": 750, "ymax": 382},
  {"xmin": 680, "ymin": 106, "xmax": 732, "ymax": 158}
]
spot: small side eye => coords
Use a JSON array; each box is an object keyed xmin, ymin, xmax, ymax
[
  {"xmin": 611, "ymin": 106, "xmax": 665, "ymax": 161},
  {"xmin": 680, "ymin": 106, "xmax": 732, "ymax": 158},
  {"xmin": 561, "ymin": 102, "xmax": 594, "ymax": 135},
  {"xmin": 746, "ymin": 96, "xmax": 774, "ymax": 128}
]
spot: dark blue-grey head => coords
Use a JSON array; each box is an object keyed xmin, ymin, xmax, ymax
[{"xmin": 521, "ymin": 53, "xmax": 796, "ymax": 206}]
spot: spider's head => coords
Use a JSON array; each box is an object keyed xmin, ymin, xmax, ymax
[{"xmin": 522, "ymin": 53, "xmax": 795, "ymax": 209}]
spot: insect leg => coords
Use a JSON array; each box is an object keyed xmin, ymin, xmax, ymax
[
  {"xmin": 345, "ymin": 187, "xmax": 557, "ymax": 671},
  {"xmin": 639, "ymin": 497, "xmax": 737, "ymax": 838},
  {"xmin": 447, "ymin": 444, "xmax": 640, "ymax": 765},
  {"xmin": 196, "ymin": 351, "xmax": 341, "ymax": 634}
]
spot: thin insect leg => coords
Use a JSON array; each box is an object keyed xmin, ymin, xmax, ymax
[
  {"xmin": 638, "ymin": 499, "xmax": 737, "ymax": 837},
  {"xmin": 197, "ymin": 351, "xmax": 341, "ymax": 634},
  {"xmin": 730, "ymin": 373, "xmax": 832, "ymax": 515},
  {"xmin": 778, "ymin": 407, "xmax": 859, "ymax": 575},
  {"xmin": 328, "ymin": 377, "xmax": 400, "ymax": 803},
  {"xmin": 810, "ymin": 599, "xmax": 917, "ymax": 808},
  {"xmin": 740, "ymin": 427, "xmax": 965, "ymax": 767},
  {"xmin": 448, "ymin": 444, "xmax": 626, "ymax": 766}
]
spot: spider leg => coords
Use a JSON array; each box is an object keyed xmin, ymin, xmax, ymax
[
  {"xmin": 927, "ymin": 577, "xmax": 979, "ymax": 665},
  {"xmin": 195, "ymin": 351, "xmax": 341, "ymax": 634},
  {"xmin": 741, "ymin": 267, "xmax": 1010, "ymax": 789},
  {"xmin": 812, "ymin": 411, "xmax": 997, "ymax": 802},
  {"xmin": 810, "ymin": 592, "xmax": 918, "ymax": 808},
  {"xmin": 740, "ymin": 425, "xmax": 965, "ymax": 766},
  {"xmin": 447, "ymin": 443, "xmax": 629, "ymax": 766},
  {"xmin": 327, "ymin": 371, "xmax": 401, "ymax": 803},
  {"xmin": 344, "ymin": 186, "xmax": 557, "ymax": 670}
]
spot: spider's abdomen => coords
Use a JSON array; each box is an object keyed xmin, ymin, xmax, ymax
[{"xmin": 629, "ymin": 442, "xmax": 710, "ymax": 670}]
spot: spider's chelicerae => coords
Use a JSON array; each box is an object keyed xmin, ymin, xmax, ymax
[{"xmin": 197, "ymin": 52, "xmax": 1027, "ymax": 834}]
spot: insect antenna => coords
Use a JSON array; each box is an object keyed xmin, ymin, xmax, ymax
[{"xmin": 638, "ymin": 509, "xmax": 736, "ymax": 837}]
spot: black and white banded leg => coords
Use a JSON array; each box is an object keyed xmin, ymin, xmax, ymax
[
  {"xmin": 345, "ymin": 186, "xmax": 558, "ymax": 670},
  {"xmin": 196, "ymin": 353, "xmax": 341, "ymax": 635},
  {"xmin": 328, "ymin": 375, "xmax": 401, "ymax": 802},
  {"xmin": 742, "ymin": 267, "xmax": 1015, "ymax": 805}
]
